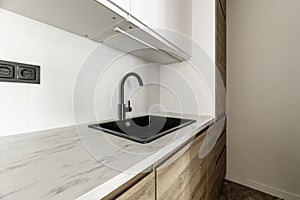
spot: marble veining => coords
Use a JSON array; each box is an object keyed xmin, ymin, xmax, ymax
[{"xmin": 0, "ymin": 114, "xmax": 213, "ymax": 200}]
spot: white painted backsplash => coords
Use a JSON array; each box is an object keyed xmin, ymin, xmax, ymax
[{"xmin": 0, "ymin": 9, "xmax": 160, "ymax": 136}]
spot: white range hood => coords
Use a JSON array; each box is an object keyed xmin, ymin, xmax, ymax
[{"xmin": 0, "ymin": 0, "xmax": 190, "ymax": 64}]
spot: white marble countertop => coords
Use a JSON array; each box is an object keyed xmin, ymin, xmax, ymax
[{"xmin": 0, "ymin": 114, "xmax": 214, "ymax": 200}]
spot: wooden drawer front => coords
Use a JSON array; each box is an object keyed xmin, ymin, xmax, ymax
[
  {"xmin": 208, "ymin": 131, "xmax": 226, "ymax": 172},
  {"xmin": 115, "ymin": 172, "xmax": 155, "ymax": 200},
  {"xmin": 156, "ymin": 133, "xmax": 207, "ymax": 200},
  {"xmin": 215, "ymin": 132, "xmax": 226, "ymax": 163},
  {"xmin": 207, "ymin": 148, "xmax": 226, "ymax": 200},
  {"xmin": 207, "ymin": 132, "xmax": 226, "ymax": 200},
  {"xmin": 215, "ymin": 148, "xmax": 226, "ymax": 196}
]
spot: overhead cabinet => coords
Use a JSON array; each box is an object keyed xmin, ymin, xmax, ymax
[
  {"xmin": 0, "ymin": 0, "xmax": 191, "ymax": 64},
  {"xmin": 130, "ymin": 0, "xmax": 192, "ymax": 57},
  {"xmin": 108, "ymin": 0, "xmax": 130, "ymax": 13},
  {"xmin": 0, "ymin": 0, "xmax": 126, "ymax": 39}
]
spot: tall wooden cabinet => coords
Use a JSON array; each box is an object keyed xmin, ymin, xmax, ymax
[
  {"xmin": 213, "ymin": 0, "xmax": 227, "ymax": 198},
  {"xmin": 215, "ymin": 0, "xmax": 227, "ymax": 118},
  {"xmin": 216, "ymin": 0, "xmax": 227, "ymax": 87}
]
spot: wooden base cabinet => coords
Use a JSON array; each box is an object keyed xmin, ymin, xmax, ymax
[
  {"xmin": 103, "ymin": 172, "xmax": 156, "ymax": 200},
  {"xmin": 103, "ymin": 130, "xmax": 226, "ymax": 200},
  {"xmin": 207, "ymin": 132, "xmax": 227, "ymax": 200},
  {"xmin": 116, "ymin": 172, "xmax": 155, "ymax": 200},
  {"xmin": 156, "ymin": 132, "xmax": 207, "ymax": 200}
]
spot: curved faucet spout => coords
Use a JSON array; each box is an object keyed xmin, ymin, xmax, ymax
[
  {"xmin": 120, "ymin": 72, "xmax": 144, "ymax": 88},
  {"xmin": 119, "ymin": 72, "xmax": 144, "ymax": 120}
]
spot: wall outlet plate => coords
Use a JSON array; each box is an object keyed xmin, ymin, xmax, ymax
[
  {"xmin": 0, "ymin": 64, "xmax": 15, "ymax": 79},
  {"xmin": 18, "ymin": 66, "xmax": 36, "ymax": 80},
  {"xmin": 0, "ymin": 60, "xmax": 40, "ymax": 84}
]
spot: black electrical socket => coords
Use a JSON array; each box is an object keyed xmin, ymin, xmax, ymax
[
  {"xmin": 0, "ymin": 60, "xmax": 40, "ymax": 84},
  {"xmin": 18, "ymin": 66, "xmax": 36, "ymax": 80},
  {"xmin": 0, "ymin": 64, "xmax": 15, "ymax": 79}
]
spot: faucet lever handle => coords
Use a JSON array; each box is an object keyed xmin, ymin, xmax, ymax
[{"xmin": 127, "ymin": 100, "xmax": 132, "ymax": 112}]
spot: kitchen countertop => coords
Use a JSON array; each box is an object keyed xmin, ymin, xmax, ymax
[{"xmin": 0, "ymin": 113, "xmax": 214, "ymax": 200}]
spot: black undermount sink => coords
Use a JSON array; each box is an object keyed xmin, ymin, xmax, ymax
[{"xmin": 88, "ymin": 115, "xmax": 196, "ymax": 144}]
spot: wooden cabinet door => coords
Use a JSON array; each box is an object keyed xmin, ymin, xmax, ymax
[
  {"xmin": 206, "ymin": 131, "xmax": 226, "ymax": 200},
  {"xmin": 215, "ymin": 146, "xmax": 226, "ymax": 197},
  {"xmin": 156, "ymin": 132, "xmax": 207, "ymax": 200},
  {"xmin": 115, "ymin": 172, "xmax": 155, "ymax": 200}
]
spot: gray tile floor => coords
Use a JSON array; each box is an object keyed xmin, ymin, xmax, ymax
[{"xmin": 220, "ymin": 180, "xmax": 283, "ymax": 200}]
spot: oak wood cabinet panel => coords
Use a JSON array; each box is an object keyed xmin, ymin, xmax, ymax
[
  {"xmin": 103, "ymin": 128, "xmax": 225, "ymax": 200},
  {"xmin": 215, "ymin": 0, "xmax": 227, "ymax": 118},
  {"xmin": 103, "ymin": 172, "xmax": 155, "ymax": 200},
  {"xmin": 207, "ymin": 131, "xmax": 226, "ymax": 200},
  {"xmin": 215, "ymin": 2, "xmax": 227, "ymax": 194},
  {"xmin": 156, "ymin": 132, "xmax": 207, "ymax": 200},
  {"xmin": 215, "ymin": 147, "xmax": 226, "ymax": 197},
  {"xmin": 116, "ymin": 172, "xmax": 155, "ymax": 200},
  {"xmin": 216, "ymin": 0, "xmax": 227, "ymax": 85},
  {"xmin": 219, "ymin": 0, "xmax": 226, "ymax": 19}
]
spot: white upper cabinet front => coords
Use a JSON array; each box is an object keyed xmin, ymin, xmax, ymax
[
  {"xmin": 130, "ymin": 0, "xmax": 192, "ymax": 57},
  {"xmin": 0, "ymin": 0, "xmax": 126, "ymax": 39},
  {"xmin": 108, "ymin": 0, "xmax": 130, "ymax": 13},
  {"xmin": 96, "ymin": 0, "xmax": 129, "ymax": 19},
  {"xmin": 0, "ymin": 0, "xmax": 191, "ymax": 64}
]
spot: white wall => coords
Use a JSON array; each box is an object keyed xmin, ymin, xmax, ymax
[
  {"xmin": 227, "ymin": 0, "xmax": 300, "ymax": 199},
  {"xmin": 192, "ymin": 0, "xmax": 215, "ymax": 61},
  {"xmin": 159, "ymin": 0, "xmax": 216, "ymax": 117},
  {"xmin": 0, "ymin": 9, "xmax": 160, "ymax": 136},
  {"xmin": 73, "ymin": 48, "xmax": 161, "ymax": 124}
]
